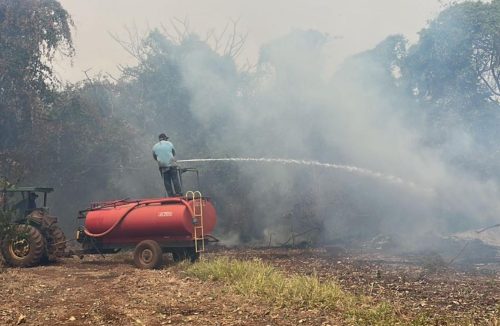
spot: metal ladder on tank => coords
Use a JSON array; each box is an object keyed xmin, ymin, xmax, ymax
[{"xmin": 186, "ymin": 191, "xmax": 205, "ymax": 253}]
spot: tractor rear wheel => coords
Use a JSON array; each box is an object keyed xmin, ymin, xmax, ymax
[
  {"xmin": 133, "ymin": 240, "xmax": 163, "ymax": 269},
  {"xmin": 42, "ymin": 225, "xmax": 67, "ymax": 263},
  {"xmin": 1, "ymin": 225, "xmax": 46, "ymax": 267}
]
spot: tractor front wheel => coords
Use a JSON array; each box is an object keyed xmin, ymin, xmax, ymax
[
  {"xmin": 133, "ymin": 240, "xmax": 163, "ymax": 269},
  {"xmin": 1, "ymin": 225, "xmax": 46, "ymax": 267}
]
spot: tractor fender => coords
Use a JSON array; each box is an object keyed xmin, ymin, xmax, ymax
[{"xmin": 26, "ymin": 210, "xmax": 57, "ymax": 228}]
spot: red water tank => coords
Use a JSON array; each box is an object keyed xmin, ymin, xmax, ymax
[{"xmin": 82, "ymin": 197, "xmax": 216, "ymax": 246}]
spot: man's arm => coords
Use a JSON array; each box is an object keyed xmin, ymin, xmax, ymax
[
  {"xmin": 152, "ymin": 146, "xmax": 158, "ymax": 161},
  {"xmin": 172, "ymin": 148, "xmax": 176, "ymax": 157}
]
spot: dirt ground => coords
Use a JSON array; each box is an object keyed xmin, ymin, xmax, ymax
[{"xmin": 0, "ymin": 247, "xmax": 499, "ymax": 325}]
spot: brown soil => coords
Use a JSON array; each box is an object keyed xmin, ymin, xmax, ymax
[{"xmin": 0, "ymin": 247, "xmax": 499, "ymax": 325}]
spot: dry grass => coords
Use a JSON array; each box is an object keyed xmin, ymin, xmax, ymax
[{"xmin": 186, "ymin": 257, "xmax": 422, "ymax": 325}]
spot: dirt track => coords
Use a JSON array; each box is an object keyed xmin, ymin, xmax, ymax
[{"xmin": 0, "ymin": 248, "xmax": 499, "ymax": 325}]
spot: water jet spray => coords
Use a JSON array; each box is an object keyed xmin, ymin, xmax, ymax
[{"xmin": 177, "ymin": 157, "xmax": 431, "ymax": 192}]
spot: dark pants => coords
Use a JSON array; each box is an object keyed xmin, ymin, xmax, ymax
[{"xmin": 161, "ymin": 167, "xmax": 182, "ymax": 197}]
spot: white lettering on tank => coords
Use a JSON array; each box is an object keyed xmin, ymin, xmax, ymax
[{"xmin": 158, "ymin": 211, "xmax": 173, "ymax": 217}]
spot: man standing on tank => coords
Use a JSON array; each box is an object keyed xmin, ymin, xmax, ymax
[{"xmin": 152, "ymin": 133, "xmax": 182, "ymax": 197}]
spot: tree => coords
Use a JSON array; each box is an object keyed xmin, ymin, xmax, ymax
[
  {"xmin": 111, "ymin": 26, "xmax": 272, "ymax": 241},
  {"xmin": 0, "ymin": 0, "xmax": 74, "ymax": 151},
  {"xmin": 403, "ymin": 0, "xmax": 500, "ymax": 106}
]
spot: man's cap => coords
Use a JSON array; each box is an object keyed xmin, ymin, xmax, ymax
[{"xmin": 159, "ymin": 133, "xmax": 169, "ymax": 140}]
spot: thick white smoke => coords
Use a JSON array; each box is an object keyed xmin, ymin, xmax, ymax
[{"xmin": 166, "ymin": 29, "xmax": 500, "ymax": 247}]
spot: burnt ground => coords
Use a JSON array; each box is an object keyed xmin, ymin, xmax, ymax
[{"xmin": 0, "ymin": 247, "xmax": 499, "ymax": 325}]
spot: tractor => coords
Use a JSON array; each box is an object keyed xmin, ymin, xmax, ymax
[{"xmin": 0, "ymin": 186, "xmax": 66, "ymax": 267}]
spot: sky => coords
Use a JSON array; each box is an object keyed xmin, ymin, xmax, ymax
[{"xmin": 55, "ymin": 0, "xmax": 447, "ymax": 82}]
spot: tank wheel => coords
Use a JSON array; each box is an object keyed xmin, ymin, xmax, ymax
[
  {"xmin": 44, "ymin": 225, "xmax": 67, "ymax": 262},
  {"xmin": 1, "ymin": 225, "xmax": 46, "ymax": 267},
  {"xmin": 172, "ymin": 247, "xmax": 199, "ymax": 263},
  {"xmin": 133, "ymin": 240, "xmax": 163, "ymax": 269}
]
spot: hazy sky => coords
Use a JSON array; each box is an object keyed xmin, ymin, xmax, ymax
[{"xmin": 55, "ymin": 0, "xmax": 447, "ymax": 82}]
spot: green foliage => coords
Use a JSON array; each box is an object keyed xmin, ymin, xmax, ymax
[
  {"xmin": 403, "ymin": 0, "xmax": 500, "ymax": 106},
  {"xmin": 0, "ymin": 0, "xmax": 74, "ymax": 91},
  {"xmin": 0, "ymin": 178, "xmax": 14, "ymax": 240},
  {"xmin": 0, "ymin": 0, "xmax": 75, "ymax": 179},
  {"xmin": 0, "ymin": 207, "xmax": 17, "ymax": 241},
  {"xmin": 0, "ymin": 209, "xmax": 11, "ymax": 239}
]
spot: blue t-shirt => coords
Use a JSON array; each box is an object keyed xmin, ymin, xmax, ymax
[{"xmin": 152, "ymin": 140, "xmax": 176, "ymax": 168}]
